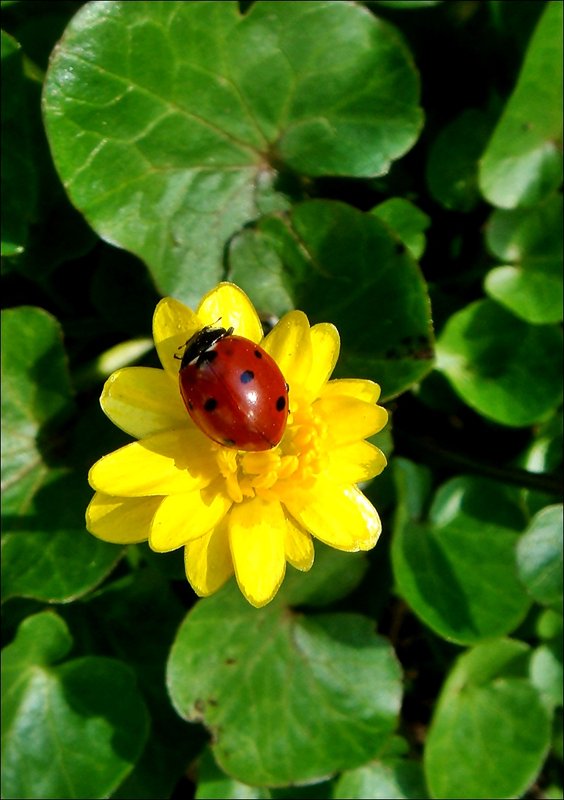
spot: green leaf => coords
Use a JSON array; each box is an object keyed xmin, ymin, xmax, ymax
[
  {"xmin": 1, "ymin": 30, "xmax": 37, "ymax": 257},
  {"xmin": 520, "ymin": 413, "xmax": 563, "ymax": 476},
  {"xmin": 1, "ymin": 2, "xmax": 81, "ymax": 72},
  {"xmin": 196, "ymin": 747, "xmax": 272, "ymax": 800},
  {"xmin": 425, "ymin": 639, "xmax": 552, "ymax": 799},
  {"xmin": 370, "ymin": 197, "xmax": 430, "ymax": 260},
  {"xmin": 537, "ymin": 608, "xmax": 563, "ymax": 642},
  {"xmin": 484, "ymin": 193, "xmax": 563, "ymax": 324},
  {"xmin": 167, "ymin": 584, "xmax": 402, "ymax": 786},
  {"xmin": 530, "ymin": 640, "xmax": 563, "ymax": 711},
  {"xmin": 517, "ymin": 504, "xmax": 563, "ymax": 610},
  {"xmin": 334, "ymin": 759, "xmax": 428, "ymax": 799},
  {"xmin": 78, "ymin": 572, "xmax": 205, "ymax": 800},
  {"xmin": 42, "ymin": 1, "xmax": 422, "ymax": 304},
  {"xmin": 392, "ymin": 468, "xmax": 531, "ymax": 644},
  {"xmin": 229, "ymin": 200, "xmax": 434, "ymax": 400},
  {"xmin": 479, "ymin": 2, "xmax": 563, "ymax": 208},
  {"xmin": 1, "ymin": 469, "xmax": 122, "ymax": 603},
  {"xmin": 391, "ymin": 457, "xmax": 433, "ymax": 519},
  {"xmin": 1, "ymin": 306, "xmax": 74, "ymax": 515},
  {"xmin": 1, "ymin": 612, "xmax": 149, "ymax": 800},
  {"xmin": 426, "ymin": 109, "xmax": 493, "ymax": 212},
  {"xmin": 516, "ymin": 411, "xmax": 563, "ymax": 516},
  {"xmin": 265, "ymin": 3, "xmax": 422, "ymax": 177},
  {"xmin": 436, "ymin": 299, "xmax": 563, "ymax": 427},
  {"xmin": 2, "ymin": 306, "xmax": 74, "ymax": 476},
  {"xmin": 1, "ymin": 307, "xmax": 120, "ymax": 602}
]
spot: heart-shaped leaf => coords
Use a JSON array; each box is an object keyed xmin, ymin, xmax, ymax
[
  {"xmin": 425, "ymin": 639, "xmax": 552, "ymax": 799},
  {"xmin": 167, "ymin": 582, "xmax": 402, "ymax": 786},
  {"xmin": 392, "ymin": 468, "xmax": 531, "ymax": 644},
  {"xmin": 1, "ymin": 612, "xmax": 149, "ymax": 800},
  {"xmin": 42, "ymin": 1, "xmax": 422, "ymax": 304},
  {"xmin": 435, "ymin": 299, "xmax": 563, "ymax": 427}
]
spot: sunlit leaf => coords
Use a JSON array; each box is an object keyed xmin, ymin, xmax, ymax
[
  {"xmin": 484, "ymin": 193, "xmax": 563, "ymax": 324},
  {"xmin": 436, "ymin": 299, "xmax": 563, "ymax": 427},
  {"xmin": 167, "ymin": 581, "xmax": 402, "ymax": 786},
  {"xmin": 517, "ymin": 504, "xmax": 563, "ymax": 610},
  {"xmin": 479, "ymin": 2, "xmax": 563, "ymax": 208},
  {"xmin": 43, "ymin": 0, "xmax": 422, "ymax": 304}
]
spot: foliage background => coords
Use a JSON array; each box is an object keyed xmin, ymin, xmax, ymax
[{"xmin": 1, "ymin": 1, "xmax": 562, "ymax": 798}]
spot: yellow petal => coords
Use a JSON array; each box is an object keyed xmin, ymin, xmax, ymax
[
  {"xmin": 86, "ymin": 492, "xmax": 161, "ymax": 543},
  {"xmin": 284, "ymin": 480, "xmax": 381, "ymax": 552},
  {"xmin": 284, "ymin": 517, "xmax": 315, "ymax": 571},
  {"xmin": 228, "ymin": 497, "xmax": 286, "ymax": 607},
  {"xmin": 328, "ymin": 440, "xmax": 388, "ymax": 484},
  {"xmin": 89, "ymin": 429, "xmax": 216, "ymax": 497},
  {"xmin": 262, "ymin": 311, "xmax": 312, "ymax": 393},
  {"xmin": 101, "ymin": 367, "xmax": 187, "ymax": 439},
  {"xmin": 153, "ymin": 297, "xmax": 201, "ymax": 378},
  {"xmin": 302, "ymin": 323, "xmax": 340, "ymax": 401},
  {"xmin": 322, "ymin": 378, "xmax": 382, "ymax": 403},
  {"xmin": 150, "ymin": 486, "xmax": 232, "ymax": 552},
  {"xmin": 197, "ymin": 282, "xmax": 263, "ymax": 342},
  {"xmin": 316, "ymin": 395, "xmax": 388, "ymax": 444},
  {"xmin": 184, "ymin": 518, "xmax": 234, "ymax": 597}
]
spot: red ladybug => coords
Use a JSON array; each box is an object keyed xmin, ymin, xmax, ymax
[{"xmin": 178, "ymin": 325, "xmax": 289, "ymax": 451}]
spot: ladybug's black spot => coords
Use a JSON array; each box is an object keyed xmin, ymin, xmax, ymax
[
  {"xmin": 223, "ymin": 438, "xmax": 236, "ymax": 446},
  {"xmin": 204, "ymin": 397, "xmax": 217, "ymax": 412},
  {"xmin": 254, "ymin": 350, "xmax": 263, "ymax": 359},
  {"xmin": 276, "ymin": 396, "xmax": 286, "ymax": 412},
  {"xmin": 240, "ymin": 370, "xmax": 254, "ymax": 384}
]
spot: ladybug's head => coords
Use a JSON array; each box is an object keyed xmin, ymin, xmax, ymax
[{"xmin": 178, "ymin": 324, "xmax": 234, "ymax": 370}]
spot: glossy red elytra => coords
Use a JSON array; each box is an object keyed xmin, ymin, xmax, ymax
[{"xmin": 178, "ymin": 325, "xmax": 289, "ymax": 451}]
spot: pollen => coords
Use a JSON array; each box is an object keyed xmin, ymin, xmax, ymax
[{"xmin": 214, "ymin": 394, "xmax": 326, "ymax": 504}]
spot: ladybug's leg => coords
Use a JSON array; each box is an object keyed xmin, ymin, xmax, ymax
[{"xmin": 173, "ymin": 342, "xmax": 188, "ymax": 361}]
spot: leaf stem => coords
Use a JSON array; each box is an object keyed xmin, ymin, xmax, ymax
[{"xmin": 393, "ymin": 429, "xmax": 563, "ymax": 496}]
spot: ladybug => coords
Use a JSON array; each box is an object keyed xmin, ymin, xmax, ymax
[{"xmin": 178, "ymin": 325, "xmax": 289, "ymax": 451}]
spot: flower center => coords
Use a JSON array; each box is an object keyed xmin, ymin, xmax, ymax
[{"xmin": 215, "ymin": 396, "xmax": 327, "ymax": 503}]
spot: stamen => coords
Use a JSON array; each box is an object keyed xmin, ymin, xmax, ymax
[{"xmin": 213, "ymin": 395, "xmax": 326, "ymax": 504}]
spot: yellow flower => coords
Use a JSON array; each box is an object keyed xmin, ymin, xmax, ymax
[{"xmin": 86, "ymin": 283, "xmax": 388, "ymax": 607}]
